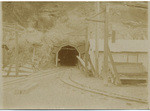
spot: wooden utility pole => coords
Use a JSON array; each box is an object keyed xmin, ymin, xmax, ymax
[
  {"xmin": 2, "ymin": 33, "xmax": 6, "ymax": 68},
  {"xmin": 15, "ymin": 31, "xmax": 19, "ymax": 76},
  {"xmin": 95, "ymin": 2, "xmax": 100, "ymax": 77},
  {"xmin": 85, "ymin": 25, "xmax": 88, "ymax": 74},
  {"xmin": 103, "ymin": 3, "xmax": 109, "ymax": 84},
  {"xmin": 32, "ymin": 46, "xmax": 36, "ymax": 63}
]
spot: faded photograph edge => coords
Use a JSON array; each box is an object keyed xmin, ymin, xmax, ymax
[{"xmin": 0, "ymin": 1, "xmax": 149, "ymax": 109}]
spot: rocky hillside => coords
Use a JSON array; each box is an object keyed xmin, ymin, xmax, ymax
[{"xmin": 2, "ymin": 2, "xmax": 148, "ymax": 68}]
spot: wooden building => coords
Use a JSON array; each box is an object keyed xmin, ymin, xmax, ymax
[{"xmin": 89, "ymin": 39, "xmax": 148, "ymax": 81}]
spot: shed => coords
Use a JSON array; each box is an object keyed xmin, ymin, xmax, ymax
[{"xmin": 89, "ymin": 39, "xmax": 148, "ymax": 73}]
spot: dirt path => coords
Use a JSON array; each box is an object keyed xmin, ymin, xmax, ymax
[{"xmin": 2, "ymin": 67, "xmax": 148, "ymax": 109}]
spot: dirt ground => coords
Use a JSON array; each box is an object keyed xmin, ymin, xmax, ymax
[{"xmin": 2, "ymin": 67, "xmax": 149, "ymax": 109}]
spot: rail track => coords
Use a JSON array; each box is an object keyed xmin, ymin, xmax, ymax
[
  {"xmin": 59, "ymin": 68, "xmax": 148, "ymax": 104},
  {"xmin": 2, "ymin": 67, "xmax": 72, "ymax": 88},
  {"xmin": 2, "ymin": 66, "xmax": 148, "ymax": 105}
]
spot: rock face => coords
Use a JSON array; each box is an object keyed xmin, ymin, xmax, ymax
[{"xmin": 2, "ymin": 2, "xmax": 148, "ymax": 68}]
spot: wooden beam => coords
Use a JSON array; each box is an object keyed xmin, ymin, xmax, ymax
[
  {"xmin": 76, "ymin": 56, "xmax": 85, "ymax": 67},
  {"xmin": 85, "ymin": 26, "xmax": 88, "ymax": 73},
  {"xmin": 103, "ymin": 3, "xmax": 109, "ymax": 83},
  {"xmin": 108, "ymin": 47, "xmax": 121, "ymax": 85},
  {"xmin": 95, "ymin": 2, "xmax": 100, "ymax": 77},
  {"xmin": 56, "ymin": 52, "xmax": 58, "ymax": 67},
  {"xmin": 15, "ymin": 31, "xmax": 19, "ymax": 76},
  {"xmin": 7, "ymin": 64, "xmax": 12, "ymax": 76},
  {"xmin": 32, "ymin": 47, "xmax": 36, "ymax": 63},
  {"xmin": 112, "ymin": 30, "xmax": 116, "ymax": 43},
  {"xmin": 67, "ymin": 34, "xmax": 86, "ymax": 36},
  {"xmin": 2, "ymin": 30, "xmax": 6, "ymax": 68},
  {"xmin": 125, "ymin": 4, "xmax": 148, "ymax": 9},
  {"xmin": 87, "ymin": 54, "xmax": 96, "ymax": 76}
]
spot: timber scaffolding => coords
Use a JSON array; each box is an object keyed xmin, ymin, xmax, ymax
[
  {"xmin": 71, "ymin": 3, "xmax": 121, "ymax": 85},
  {"xmin": 75, "ymin": 3, "xmax": 147, "ymax": 85}
]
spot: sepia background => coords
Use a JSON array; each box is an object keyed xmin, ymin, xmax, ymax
[{"xmin": 0, "ymin": 1, "xmax": 149, "ymax": 109}]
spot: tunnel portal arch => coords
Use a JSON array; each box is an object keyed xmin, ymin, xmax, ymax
[{"xmin": 56, "ymin": 44, "xmax": 80, "ymax": 66}]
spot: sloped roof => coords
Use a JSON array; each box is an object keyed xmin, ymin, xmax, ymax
[{"xmin": 89, "ymin": 39, "xmax": 148, "ymax": 52}]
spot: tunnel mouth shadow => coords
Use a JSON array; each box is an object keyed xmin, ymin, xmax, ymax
[{"xmin": 58, "ymin": 45, "xmax": 79, "ymax": 66}]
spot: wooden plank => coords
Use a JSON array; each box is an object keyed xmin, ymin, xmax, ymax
[
  {"xmin": 108, "ymin": 47, "xmax": 121, "ymax": 85},
  {"xmin": 87, "ymin": 54, "xmax": 96, "ymax": 76},
  {"xmin": 120, "ymin": 77, "xmax": 147, "ymax": 81},
  {"xmin": 77, "ymin": 54, "xmax": 95, "ymax": 76},
  {"xmin": 76, "ymin": 56, "xmax": 85, "ymax": 67},
  {"xmin": 7, "ymin": 64, "xmax": 12, "ymax": 76}
]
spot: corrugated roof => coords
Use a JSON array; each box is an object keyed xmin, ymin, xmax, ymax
[{"xmin": 89, "ymin": 39, "xmax": 148, "ymax": 52}]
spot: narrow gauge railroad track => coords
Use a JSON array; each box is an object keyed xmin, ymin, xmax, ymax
[
  {"xmin": 2, "ymin": 67, "xmax": 73, "ymax": 88},
  {"xmin": 59, "ymin": 69, "xmax": 148, "ymax": 104},
  {"xmin": 3, "ymin": 66, "xmax": 147, "ymax": 105}
]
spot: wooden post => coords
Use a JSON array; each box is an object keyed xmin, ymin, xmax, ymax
[
  {"xmin": 85, "ymin": 26, "xmax": 88, "ymax": 74},
  {"xmin": 95, "ymin": 2, "xmax": 100, "ymax": 77},
  {"xmin": 15, "ymin": 32, "xmax": 19, "ymax": 76},
  {"xmin": 137, "ymin": 53, "xmax": 138, "ymax": 63},
  {"xmin": 103, "ymin": 3, "xmax": 109, "ymax": 84},
  {"xmin": 108, "ymin": 47, "xmax": 121, "ymax": 85},
  {"xmin": 32, "ymin": 46, "xmax": 36, "ymax": 72},
  {"xmin": 32, "ymin": 47, "xmax": 35, "ymax": 62},
  {"xmin": 2, "ymin": 35, "xmax": 6, "ymax": 68},
  {"xmin": 87, "ymin": 53, "xmax": 96, "ymax": 75},
  {"xmin": 112, "ymin": 30, "xmax": 116, "ymax": 43},
  {"xmin": 2, "ymin": 46, "xmax": 5, "ymax": 68},
  {"xmin": 127, "ymin": 54, "xmax": 129, "ymax": 62},
  {"xmin": 56, "ymin": 52, "xmax": 58, "ymax": 67},
  {"xmin": 7, "ymin": 64, "xmax": 12, "ymax": 76}
]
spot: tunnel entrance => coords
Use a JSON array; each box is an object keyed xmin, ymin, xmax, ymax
[{"xmin": 58, "ymin": 45, "xmax": 79, "ymax": 66}]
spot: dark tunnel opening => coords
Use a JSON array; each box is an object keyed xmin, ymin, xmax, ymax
[{"xmin": 58, "ymin": 45, "xmax": 79, "ymax": 66}]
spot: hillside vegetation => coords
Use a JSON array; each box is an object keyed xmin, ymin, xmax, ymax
[{"xmin": 2, "ymin": 2, "xmax": 148, "ymax": 69}]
